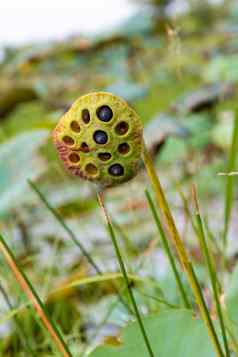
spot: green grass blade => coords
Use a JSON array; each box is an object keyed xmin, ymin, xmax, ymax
[
  {"xmin": 113, "ymin": 219, "xmax": 139, "ymax": 256},
  {"xmin": 192, "ymin": 186, "xmax": 230, "ymax": 357},
  {"xmin": 145, "ymin": 189, "xmax": 191, "ymax": 308},
  {"xmin": 47, "ymin": 272, "xmax": 142, "ymax": 302},
  {"xmin": 0, "ymin": 303, "xmax": 28, "ymax": 326},
  {"xmin": 0, "ymin": 282, "xmax": 36, "ymax": 355},
  {"xmin": 28, "ymin": 180, "xmax": 132, "ymax": 314},
  {"xmin": 142, "ymin": 142, "xmax": 224, "ymax": 357},
  {"xmin": 177, "ymin": 185, "xmax": 199, "ymax": 237},
  {"xmin": 223, "ymin": 114, "xmax": 238, "ymax": 247},
  {"xmin": 0, "ymin": 234, "xmax": 72, "ymax": 357},
  {"xmin": 28, "ymin": 179, "xmax": 102, "ymax": 274},
  {"xmin": 97, "ymin": 192, "xmax": 155, "ymax": 357}
]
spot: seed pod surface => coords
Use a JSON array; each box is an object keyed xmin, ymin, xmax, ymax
[{"xmin": 53, "ymin": 92, "xmax": 143, "ymax": 187}]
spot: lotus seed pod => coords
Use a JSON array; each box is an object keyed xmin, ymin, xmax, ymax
[{"xmin": 53, "ymin": 92, "xmax": 143, "ymax": 187}]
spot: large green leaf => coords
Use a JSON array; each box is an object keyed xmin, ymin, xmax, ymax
[
  {"xmin": 90, "ymin": 310, "xmax": 215, "ymax": 357},
  {"xmin": 0, "ymin": 130, "xmax": 48, "ymax": 216}
]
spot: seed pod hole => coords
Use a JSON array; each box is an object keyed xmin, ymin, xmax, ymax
[
  {"xmin": 69, "ymin": 153, "xmax": 80, "ymax": 163},
  {"xmin": 62, "ymin": 135, "xmax": 75, "ymax": 146},
  {"xmin": 108, "ymin": 163, "xmax": 124, "ymax": 177},
  {"xmin": 96, "ymin": 105, "xmax": 113, "ymax": 122},
  {"xmin": 85, "ymin": 163, "xmax": 98, "ymax": 176},
  {"xmin": 70, "ymin": 121, "xmax": 81, "ymax": 133},
  {"xmin": 80, "ymin": 142, "xmax": 90, "ymax": 153},
  {"xmin": 98, "ymin": 152, "xmax": 112, "ymax": 161},
  {"xmin": 93, "ymin": 130, "xmax": 108, "ymax": 145},
  {"xmin": 118, "ymin": 143, "xmax": 130, "ymax": 155},
  {"xmin": 82, "ymin": 109, "xmax": 90, "ymax": 124},
  {"xmin": 115, "ymin": 121, "xmax": 129, "ymax": 136}
]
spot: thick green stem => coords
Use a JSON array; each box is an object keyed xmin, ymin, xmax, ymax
[{"xmin": 142, "ymin": 141, "xmax": 224, "ymax": 357}]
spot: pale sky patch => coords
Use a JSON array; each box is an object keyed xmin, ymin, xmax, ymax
[{"xmin": 0, "ymin": 0, "xmax": 138, "ymax": 45}]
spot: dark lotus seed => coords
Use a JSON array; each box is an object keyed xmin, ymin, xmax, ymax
[
  {"xmin": 115, "ymin": 121, "xmax": 129, "ymax": 136},
  {"xmin": 93, "ymin": 130, "xmax": 108, "ymax": 145},
  {"xmin": 118, "ymin": 143, "xmax": 130, "ymax": 155},
  {"xmin": 80, "ymin": 142, "xmax": 90, "ymax": 153},
  {"xmin": 69, "ymin": 152, "xmax": 80, "ymax": 163},
  {"xmin": 63, "ymin": 136, "xmax": 74, "ymax": 145},
  {"xmin": 98, "ymin": 152, "xmax": 112, "ymax": 161},
  {"xmin": 70, "ymin": 121, "xmax": 81, "ymax": 132},
  {"xmin": 85, "ymin": 163, "xmax": 98, "ymax": 175},
  {"xmin": 96, "ymin": 105, "xmax": 113, "ymax": 122},
  {"xmin": 108, "ymin": 163, "xmax": 124, "ymax": 177},
  {"xmin": 82, "ymin": 109, "xmax": 90, "ymax": 124}
]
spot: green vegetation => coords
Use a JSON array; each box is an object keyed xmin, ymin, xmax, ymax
[{"xmin": 1, "ymin": 1, "xmax": 238, "ymax": 356}]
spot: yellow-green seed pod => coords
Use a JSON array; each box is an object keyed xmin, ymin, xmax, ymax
[{"xmin": 53, "ymin": 92, "xmax": 143, "ymax": 187}]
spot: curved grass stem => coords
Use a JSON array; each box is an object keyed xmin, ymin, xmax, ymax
[
  {"xmin": 97, "ymin": 192, "xmax": 155, "ymax": 357},
  {"xmin": 192, "ymin": 185, "xmax": 230, "ymax": 357},
  {"xmin": 28, "ymin": 179, "xmax": 101, "ymax": 274},
  {"xmin": 28, "ymin": 179, "xmax": 132, "ymax": 314}
]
